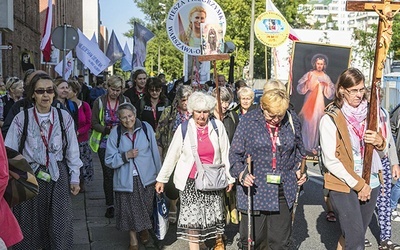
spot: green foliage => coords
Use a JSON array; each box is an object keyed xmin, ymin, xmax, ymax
[
  {"xmin": 120, "ymin": 0, "xmax": 307, "ymax": 81},
  {"xmin": 391, "ymin": 15, "xmax": 400, "ymax": 59},
  {"xmin": 313, "ymin": 20, "xmax": 322, "ymax": 29},
  {"xmin": 352, "ymin": 24, "xmax": 377, "ymax": 78}
]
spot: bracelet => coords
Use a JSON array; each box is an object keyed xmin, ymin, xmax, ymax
[{"xmin": 375, "ymin": 139, "xmax": 386, "ymax": 151}]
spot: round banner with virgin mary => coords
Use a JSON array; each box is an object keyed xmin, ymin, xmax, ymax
[{"xmin": 166, "ymin": 0, "xmax": 227, "ymax": 56}]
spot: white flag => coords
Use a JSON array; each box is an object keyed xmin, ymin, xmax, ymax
[
  {"xmin": 76, "ymin": 29, "xmax": 110, "ymax": 75},
  {"xmin": 55, "ymin": 51, "xmax": 74, "ymax": 79}
]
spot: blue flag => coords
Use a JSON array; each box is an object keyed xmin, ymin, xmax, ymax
[
  {"xmin": 106, "ymin": 30, "xmax": 125, "ymax": 66},
  {"xmin": 132, "ymin": 22, "xmax": 154, "ymax": 69},
  {"xmin": 121, "ymin": 42, "xmax": 133, "ymax": 71}
]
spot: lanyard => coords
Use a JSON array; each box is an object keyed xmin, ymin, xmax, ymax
[
  {"xmin": 151, "ymin": 100, "xmax": 160, "ymax": 129},
  {"xmin": 266, "ymin": 123, "xmax": 279, "ymax": 170},
  {"xmin": 107, "ymin": 98, "xmax": 119, "ymax": 122},
  {"xmin": 125, "ymin": 132, "xmax": 137, "ymax": 144},
  {"xmin": 33, "ymin": 108, "xmax": 54, "ymax": 168},
  {"xmin": 350, "ymin": 122, "xmax": 366, "ymax": 157}
]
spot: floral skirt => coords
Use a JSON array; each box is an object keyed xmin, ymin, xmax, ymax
[
  {"xmin": 79, "ymin": 141, "xmax": 93, "ymax": 182},
  {"xmin": 115, "ymin": 176, "xmax": 154, "ymax": 232},
  {"xmin": 177, "ymin": 179, "xmax": 225, "ymax": 243}
]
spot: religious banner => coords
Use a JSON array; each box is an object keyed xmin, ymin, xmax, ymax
[
  {"xmin": 184, "ymin": 54, "xmax": 210, "ymax": 85},
  {"xmin": 40, "ymin": 44, "xmax": 59, "ymax": 65},
  {"xmin": 76, "ymin": 29, "xmax": 110, "ymax": 76},
  {"xmin": 290, "ymin": 41, "xmax": 351, "ymax": 160},
  {"xmin": 254, "ymin": 11, "xmax": 290, "ymax": 47},
  {"xmin": 166, "ymin": 0, "xmax": 226, "ymax": 56},
  {"xmin": 55, "ymin": 50, "xmax": 74, "ymax": 79},
  {"xmin": 200, "ymin": 23, "xmax": 225, "ymax": 55}
]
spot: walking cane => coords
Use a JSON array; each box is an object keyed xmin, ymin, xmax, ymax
[
  {"xmin": 291, "ymin": 157, "xmax": 307, "ymax": 226},
  {"xmin": 246, "ymin": 154, "xmax": 254, "ymax": 250}
]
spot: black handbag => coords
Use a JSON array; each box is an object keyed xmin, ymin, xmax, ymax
[{"xmin": 4, "ymin": 146, "xmax": 39, "ymax": 207}]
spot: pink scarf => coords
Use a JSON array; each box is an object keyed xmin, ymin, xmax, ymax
[{"xmin": 341, "ymin": 99, "xmax": 368, "ymax": 131}]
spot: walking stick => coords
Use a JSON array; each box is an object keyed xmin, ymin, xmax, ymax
[
  {"xmin": 292, "ymin": 157, "xmax": 307, "ymax": 226},
  {"xmin": 246, "ymin": 154, "xmax": 254, "ymax": 250}
]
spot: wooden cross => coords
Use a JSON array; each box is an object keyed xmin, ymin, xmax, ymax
[{"xmin": 347, "ymin": 0, "xmax": 400, "ymax": 184}]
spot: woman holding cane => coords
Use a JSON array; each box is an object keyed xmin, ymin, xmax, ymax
[{"xmin": 229, "ymin": 89, "xmax": 307, "ymax": 249}]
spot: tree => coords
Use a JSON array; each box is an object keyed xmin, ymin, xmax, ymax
[
  {"xmin": 352, "ymin": 24, "xmax": 377, "ymax": 80},
  {"xmin": 313, "ymin": 20, "xmax": 323, "ymax": 30},
  {"xmin": 125, "ymin": 0, "xmax": 308, "ymax": 81},
  {"xmin": 391, "ymin": 15, "xmax": 400, "ymax": 59}
]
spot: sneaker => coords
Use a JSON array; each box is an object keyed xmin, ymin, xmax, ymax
[
  {"xmin": 379, "ymin": 239, "xmax": 400, "ymax": 250},
  {"xmin": 365, "ymin": 239, "xmax": 372, "ymax": 247},
  {"xmin": 105, "ymin": 207, "xmax": 114, "ymax": 218},
  {"xmin": 392, "ymin": 211, "xmax": 400, "ymax": 222}
]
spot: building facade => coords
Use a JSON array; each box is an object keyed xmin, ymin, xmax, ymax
[{"xmin": 0, "ymin": 0, "xmax": 83, "ymax": 79}]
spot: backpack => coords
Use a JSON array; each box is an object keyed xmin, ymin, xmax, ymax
[
  {"xmin": 116, "ymin": 122, "xmax": 150, "ymax": 148},
  {"xmin": 19, "ymin": 108, "xmax": 68, "ymax": 157},
  {"xmin": 180, "ymin": 118, "xmax": 219, "ymax": 140}
]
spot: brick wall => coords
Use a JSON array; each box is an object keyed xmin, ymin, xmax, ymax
[{"xmin": 1, "ymin": 0, "xmax": 83, "ymax": 79}]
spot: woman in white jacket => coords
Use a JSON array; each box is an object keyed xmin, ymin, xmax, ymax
[{"xmin": 155, "ymin": 91, "xmax": 235, "ymax": 250}]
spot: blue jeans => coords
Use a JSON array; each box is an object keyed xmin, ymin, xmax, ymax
[{"xmin": 391, "ymin": 179, "xmax": 400, "ymax": 210}]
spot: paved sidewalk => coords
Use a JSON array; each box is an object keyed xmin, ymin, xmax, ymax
[{"xmin": 71, "ymin": 153, "xmax": 240, "ymax": 250}]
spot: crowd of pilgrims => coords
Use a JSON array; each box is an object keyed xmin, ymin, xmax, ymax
[{"xmin": 0, "ymin": 67, "xmax": 399, "ymax": 250}]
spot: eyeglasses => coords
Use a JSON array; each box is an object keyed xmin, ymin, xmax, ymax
[
  {"xmin": 34, "ymin": 88, "xmax": 55, "ymax": 95},
  {"xmin": 345, "ymin": 87, "xmax": 366, "ymax": 96},
  {"xmin": 149, "ymin": 88, "xmax": 161, "ymax": 93}
]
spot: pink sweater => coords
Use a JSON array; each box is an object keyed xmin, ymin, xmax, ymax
[
  {"xmin": 189, "ymin": 128, "xmax": 215, "ymax": 179},
  {"xmin": 77, "ymin": 101, "xmax": 92, "ymax": 143},
  {"xmin": 0, "ymin": 133, "xmax": 23, "ymax": 247}
]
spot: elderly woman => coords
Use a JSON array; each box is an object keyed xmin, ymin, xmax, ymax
[
  {"xmin": 156, "ymin": 85, "xmax": 193, "ymax": 223},
  {"xmin": 230, "ymin": 89, "xmax": 307, "ymax": 249},
  {"xmin": 0, "ymin": 77, "xmax": 24, "ymax": 127},
  {"xmin": 212, "ymin": 87, "xmax": 239, "ymax": 143},
  {"xmin": 233, "ymin": 86, "xmax": 257, "ymax": 120},
  {"xmin": 105, "ymin": 103, "xmax": 161, "ymax": 250},
  {"xmin": 319, "ymin": 68, "xmax": 387, "ymax": 249},
  {"xmin": 5, "ymin": 72, "xmax": 82, "ymax": 249},
  {"xmin": 68, "ymin": 80, "xmax": 93, "ymax": 192},
  {"xmin": 155, "ymin": 91, "xmax": 235, "ymax": 250},
  {"xmin": 90, "ymin": 75, "xmax": 130, "ymax": 218}
]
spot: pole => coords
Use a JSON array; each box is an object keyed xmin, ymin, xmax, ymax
[
  {"xmin": 158, "ymin": 45, "xmax": 161, "ymax": 73},
  {"xmin": 213, "ymin": 61, "xmax": 222, "ymax": 119},
  {"xmin": 265, "ymin": 46, "xmax": 268, "ymax": 80},
  {"xmin": 249, "ymin": 0, "xmax": 255, "ymax": 86},
  {"xmin": 292, "ymin": 157, "xmax": 307, "ymax": 226},
  {"xmin": 273, "ymin": 48, "xmax": 277, "ymax": 80},
  {"xmin": 62, "ymin": 23, "xmax": 67, "ymax": 79},
  {"xmin": 246, "ymin": 154, "xmax": 253, "ymax": 250}
]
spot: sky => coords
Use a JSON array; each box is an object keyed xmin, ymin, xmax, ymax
[{"xmin": 98, "ymin": 0, "xmax": 146, "ymax": 52}]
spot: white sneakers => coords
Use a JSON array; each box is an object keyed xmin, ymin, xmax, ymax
[{"xmin": 392, "ymin": 210, "xmax": 400, "ymax": 222}]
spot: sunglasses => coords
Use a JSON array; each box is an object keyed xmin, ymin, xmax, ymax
[{"xmin": 34, "ymin": 88, "xmax": 55, "ymax": 94}]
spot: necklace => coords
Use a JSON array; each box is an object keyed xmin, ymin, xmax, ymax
[{"xmin": 196, "ymin": 125, "xmax": 208, "ymax": 141}]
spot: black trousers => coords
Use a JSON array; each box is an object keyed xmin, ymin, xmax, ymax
[
  {"xmin": 239, "ymin": 187, "xmax": 292, "ymax": 250},
  {"xmin": 98, "ymin": 148, "xmax": 114, "ymax": 206}
]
